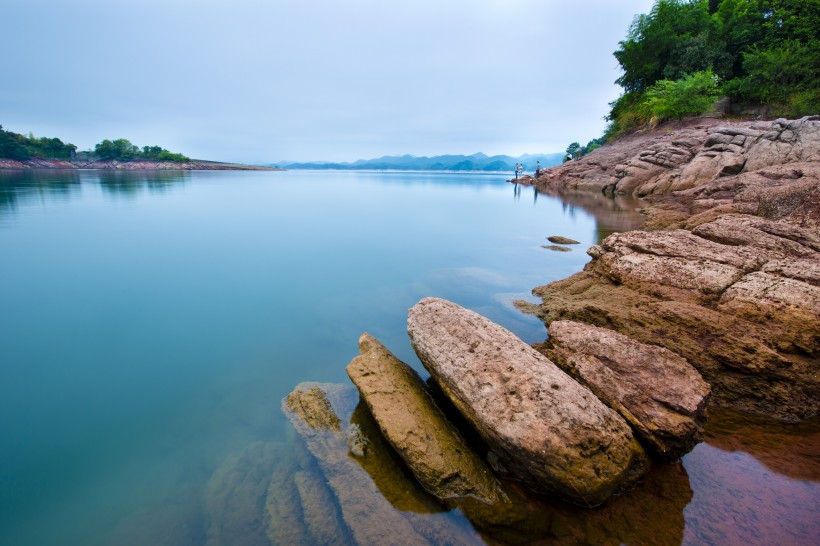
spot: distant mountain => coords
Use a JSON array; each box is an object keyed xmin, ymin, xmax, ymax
[{"xmin": 270, "ymin": 152, "xmax": 564, "ymax": 172}]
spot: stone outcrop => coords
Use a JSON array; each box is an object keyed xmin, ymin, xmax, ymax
[
  {"xmin": 346, "ymin": 333, "xmax": 509, "ymax": 504},
  {"xmin": 518, "ymin": 116, "xmax": 819, "ymax": 421},
  {"xmin": 408, "ymin": 297, "xmax": 649, "ymax": 506},
  {"xmin": 543, "ymin": 320, "xmax": 710, "ymax": 459},
  {"xmin": 528, "ymin": 116, "xmax": 820, "ymax": 199}
]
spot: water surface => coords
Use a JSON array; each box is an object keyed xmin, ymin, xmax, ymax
[{"xmin": 0, "ymin": 169, "xmax": 816, "ymax": 545}]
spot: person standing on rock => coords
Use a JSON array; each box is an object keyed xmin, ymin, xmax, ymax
[
  {"xmin": 535, "ymin": 161, "xmax": 541, "ymax": 178},
  {"xmin": 514, "ymin": 163, "xmax": 520, "ymax": 180}
]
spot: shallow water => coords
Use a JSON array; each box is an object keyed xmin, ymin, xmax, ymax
[{"xmin": 0, "ymin": 169, "xmax": 816, "ymax": 545}]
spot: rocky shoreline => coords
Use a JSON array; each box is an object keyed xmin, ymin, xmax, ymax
[
  {"xmin": 202, "ymin": 116, "xmax": 818, "ymax": 545},
  {"xmin": 518, "ymin": 115, "xmax": 818, "ymax": 421},
  {"xmin": 0, "ymin": 158, "xmax": 279, "ymax": 170}
]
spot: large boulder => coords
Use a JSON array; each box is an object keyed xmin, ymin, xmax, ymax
[
  {"xmin": 346, "ymin": 333, "xmax": 508, "ymax": 504},
  {"xmin": 407, "ymin": 298, "xmax": 649, "ymax": 506},
  {"xmin": 544, "ymin": 320, "xmax": 710, "ymax": 459}
]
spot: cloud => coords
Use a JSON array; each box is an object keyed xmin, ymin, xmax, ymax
[{"xmin": 1, "ymin": 0, "xmax": 655, "ymax": 162}]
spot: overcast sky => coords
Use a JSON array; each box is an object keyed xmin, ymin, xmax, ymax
[{"xmin": 2, "ymin": 0, "xmax": 655, "ymax": 163}]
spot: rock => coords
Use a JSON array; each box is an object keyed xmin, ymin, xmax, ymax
[
  {"xmin": 542, "ymin": 245, "xmax": 572, "ymax": 252},
  {"xmin": 347, "ymin": 334, "xmax": 557, "ymax": 542},
  {"xmin": 407, "ymin": 298, "xmax": 649, "ymax": 506},
  {"xmin": 204, "ymin": 442, "xmax": 286, "ymax": 546},
  {"xmin": 547, "ymin": 236, "xmax": 580, "ymax": 244},
  {"xmin": 293, "ymin": 470, "xmax": 351, "ymax": 546},
  {"xmin": 283, "ymin": 382, "xmax": 430, "ymax": 546},
  {"xmin": 544, "ymin": 320, "xmax": 710, "ymax": 459},
  {"xmin": 522, "ymin": 117, "xmax": 819, "ymax": 199},
  {"xmin": 346, "ymin": 333, "xmax": 508, "ymax": 504},
  {"xmin": 347, "ymin": 401, "xmax": 489, "ymax": 545},
  {"xmin": 525, "ymin": 209, "xmax": 819, "ymax": 420},
  {"xmin": 264, "ymin": 446, "xmax": 313, "ymax": 546}
]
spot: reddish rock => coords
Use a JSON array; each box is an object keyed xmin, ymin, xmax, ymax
[
  {"xmin": 544, "ymin": 320, "xmax": 710, "ymax": 459},
  {"xmin": 408, "ymin": 298, "xmax": 649, "ymax": 506}
]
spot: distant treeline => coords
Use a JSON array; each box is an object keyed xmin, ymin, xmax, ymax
[
  {"xmin": 565, "ymin": 0, "xmax": 818, "ymax": 156},
  {"xmin": 94, "ymin": 139, "xmax": 190, "ymax": 163},
  {"xmin": 0, "ymin": 125, "xmax": 76, "ymax": 160},
  {"xmin": 0, "ymin": 125, "xmax": 190, "ymax": 163}
]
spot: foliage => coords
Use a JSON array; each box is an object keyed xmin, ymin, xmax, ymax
[
  {"xmin": 642, "ymin": 70, "xmax": 721, "ymax": 121},
  {"xmin": 0, "ymin": 125, "xmax": 77, "ymax": 160},
  {"xmin": 606, "ymin": 0, "xmax": 819, "ymax": 137},
  {"xmin": 95, "ymin": 138, "xmax": 190, "ymax": 162},
  {"xmin": 563, "ymin": 137, "xmax": 606, "ymax": 162}
]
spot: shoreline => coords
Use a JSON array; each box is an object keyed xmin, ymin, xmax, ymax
[
  {"xmin": 516, "ymin": 115, "xmax": 819, "ymax": 421},
  {"xmin": 0, "ymin": 158, "xmax": 281, "ymax": 171}
]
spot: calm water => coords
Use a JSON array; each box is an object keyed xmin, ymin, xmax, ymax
[{"xmin": 0, "ymin": 169, "xmax": 816, "ymax": 545}]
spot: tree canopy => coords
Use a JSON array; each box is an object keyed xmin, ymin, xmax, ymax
[
  {"xmin": 0, "ymin": 126, "xmax": 191, "ymax": 163},
  {"xmin": 0, "ymin": 125, "xmax": 77, "ymax": 160},
  {"xmin": 606, "ymin": 0, "xmax": 819, "ymax": 137}
]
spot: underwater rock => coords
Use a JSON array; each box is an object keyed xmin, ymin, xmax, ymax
[
  {"xmin": 346, "ymin": 333, "xmax": 508, "ymax": 504},
  {"xmin": 204, "ymin": 442, "xmax": 283, "ymax": 546},
  {"xmin": 283, "ymin": 382, "xmax": 430, "ymax": 545},
  {"xmin": 293, "ymin": 470, "xmax": 351, "ymax": 546},
  {"xmin": 545, "ymin": 320, "xmax": 710, "ymax": 459},
  {"xmin": 408, "ymin": 297, "xmax": 649, "ymax": 506}
]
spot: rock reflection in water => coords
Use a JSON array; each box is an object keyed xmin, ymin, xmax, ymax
[
  {"xmin": 681, "ymin": 408, "xmax": 820, "ymax": 546},
  {"xmin": 535, "ymin": 186, "xmax": 647, "ymax": 243},
  {"xmin": 203, "ymin": 380, "xmax": 695, "ymax": 545}
]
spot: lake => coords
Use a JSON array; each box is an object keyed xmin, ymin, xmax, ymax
[{"xmin": 0, "ymin": 169, "xmax": 817, "ymax": 545}]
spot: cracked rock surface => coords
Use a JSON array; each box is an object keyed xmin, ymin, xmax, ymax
[{"xmin": 519, "ymin": 116, "xmax": 819, "ymax": 421}]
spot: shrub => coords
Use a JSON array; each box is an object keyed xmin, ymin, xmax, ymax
[{"xmin": 642, "ymin": 70, "xmax": 720, "ymax": 121}]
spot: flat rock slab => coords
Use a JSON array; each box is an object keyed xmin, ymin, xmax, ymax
[
  {"xmin": 547, "ymin": 236, "xmax": 581, "ymax": 244},
  {"xmin": 347, "ymin": 333, "xmax": 508, "ymax": 505},
  {"xmin": 408, "ymin": 298, "xmax": 649, "ymax": 506},
  {"xmin": 545, "ymin": 321, "xmax": 711, "ymax": 460}
]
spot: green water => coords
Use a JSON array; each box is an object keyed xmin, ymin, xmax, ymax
[{"xmin": 0, "ymin": 169, "xmax": 816, "ymax": 545}]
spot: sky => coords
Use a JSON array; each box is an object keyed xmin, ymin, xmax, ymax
[{"xmin": 2, "ymin": 0, "xmax": 655, "ymax": 163}]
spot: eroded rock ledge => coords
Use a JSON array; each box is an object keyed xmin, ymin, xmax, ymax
[{"xmin": 518, "ymin": 116, "xmax": 819, "ymax": 421}]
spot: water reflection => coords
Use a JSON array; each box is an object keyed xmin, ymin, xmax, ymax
[
  {"xmin": 0, "ymin": 170, "xmax": 81, "ymax": 215},
  {"xmin": 96, "ymin": 170, "xmax": 190, "ymax": 197},
  {"xmin": 537, "ymin": 185, "xmax": 647, "ymax": 243},
  {"xmin": 272, "ymin": 382, "xmax": 694, "ymax": 546},
  {"xmin": 0, "ymin": 169, "xmax": 189, "ymax": 217},
  {"xmin": 704, "ymin": 408, "xmax": 820, "ymax": 481}
]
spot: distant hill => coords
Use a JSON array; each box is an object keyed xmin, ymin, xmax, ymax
[{"xmin": 271, "ymin": 152, "xmax": 564, "ymax": 172}]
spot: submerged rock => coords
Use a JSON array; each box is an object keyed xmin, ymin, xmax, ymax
[
  {"xmin": 283, "ymin": 382, "xmax": 430, "ymax": 545},
  {"xmin": 546, "ymin": 236, "xmax": 580, "ymax": 244},
  {"xmin": 544, "ymin": 320, "xmax": 710, "ymax": 459},
  {"xmin": 204, "ymin": 442, "xmax": 288, "ymax": 546},
  {"xmin": 346, "ymin": 333, "xmax": 508, "ymax": 504},
  {"xmin": 293, "ymin": 470, "xmax": 350, "ymax": 546},
  {"xmin": 407, "ymin": 297, "xmax": 649, "ymax": 506}
]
